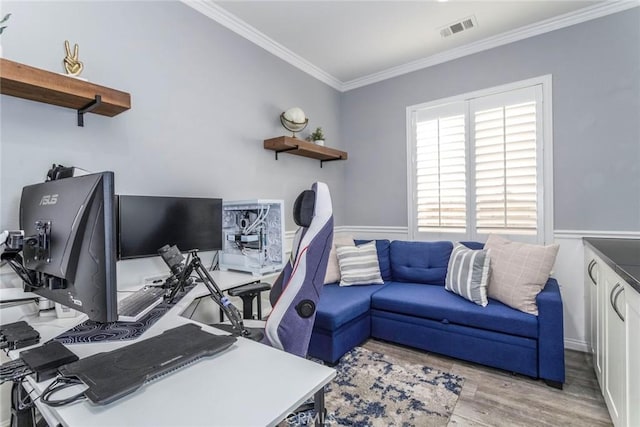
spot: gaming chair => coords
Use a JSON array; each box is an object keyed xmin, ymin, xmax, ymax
[{"xmin": 261, "ymin": 182, "xmax": 333, "ymax": 357}]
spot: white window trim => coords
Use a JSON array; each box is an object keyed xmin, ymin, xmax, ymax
[{"xmin": 406, "ymin": 75, "xmax": 554, "ymax": 244}]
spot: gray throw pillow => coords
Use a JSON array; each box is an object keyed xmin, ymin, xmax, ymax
[
  {"xmin": 336, "ymin": 241, "xmax": 384, "ymax": 286},
  {"xmin": 445, "ymin": 243, "xmax": 491, "ymax": 306}
]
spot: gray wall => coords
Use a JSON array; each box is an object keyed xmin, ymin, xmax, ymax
[
  {"xmin": 0, "ymin": 1, "xmax": 345, "ymax": 233},
  {"xmin": 341, "ymin": 8, "xmax": 640, "ymax": 232}
]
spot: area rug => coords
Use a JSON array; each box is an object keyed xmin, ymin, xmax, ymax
[{"xmin": 290, "ymin": 347, "xmax": 464, "ymax": 426}]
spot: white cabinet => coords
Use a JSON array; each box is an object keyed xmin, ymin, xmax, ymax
[
  {"xmin": 586, "ymin": 247, "xmax": 639, "ymax": 427},
  {"xmin": 604, "ymin": 267, "xmax": 626, "ymax": 427},
  {"xmin": 586, "ymin": 247, "xmax": 604, "ymax": 386},
  {"xmin": 626, "ymin": 282, "xmax": 640, "ymax": 427}
]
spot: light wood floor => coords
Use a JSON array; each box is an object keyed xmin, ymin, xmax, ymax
[{"xmin": 362, "ymin": 339, "xmax": 612, "ymax": 427}]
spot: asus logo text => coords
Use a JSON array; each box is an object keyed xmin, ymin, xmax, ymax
[{"xmin": 39, "ymin": 194, "xmax": 59, "ymax": 205}]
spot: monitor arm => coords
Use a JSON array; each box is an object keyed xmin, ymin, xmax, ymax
[
  {"xmin": 2, "ymin": 222, "xmax": 50, "ymax": 261},
  {"xmin": 181, "ymin": 251, "xmax": 250, "ymax": 337},
  {"xmin": 1, "ymin": 230, "xmax": 25, "ymax": 252},
  {"xmin": 0, "ymin": 229, "xmax": 37, "ymax": 287},
  {"xmin": 27, "ymin": 221, "xmax": 51, "ymax": 263},
  {"xmin": 158, "ymin": 246, "xmax": 261, "ymax": 340}
]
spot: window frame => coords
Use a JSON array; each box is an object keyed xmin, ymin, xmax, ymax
[{"xmin": 406, "ymin": 75, "xmax": 554, "ymax": 244}]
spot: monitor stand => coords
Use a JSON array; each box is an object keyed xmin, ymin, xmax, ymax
[{"xmin": 213, "ymin": 323, "xmax": 264, "ymax": 342}]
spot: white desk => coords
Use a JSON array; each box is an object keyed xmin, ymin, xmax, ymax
[{"xmin": 9, "ymin": 272, "xmax": 336, "ymax": 427}]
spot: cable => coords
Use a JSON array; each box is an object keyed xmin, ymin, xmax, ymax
[
  {"xmin": 242, "ymin": 207, "xmax": 263, "ymax": 235},
  {"xmin": 246, "ymin": 206, "xmax": 269, "ymax": 234},
  {"xmin": 40, "ymin": 376, "xmax": 86, "ymax": 407},
  {"xmin": 15, "ymin": 379, "xmax": 37, "ymax": 411},
  {"xmin": 243, "ymin": 206, "xmax": 270, "ymax": 235},
  {"xmin": 0, "ymin": 359, "xmax": 33, "ymax": 385},
  {"xmin": 209, "ymin": 250, "xmax": 219, "ymax": 271},
  {"xmin": 2, "ymin": 255, "xmax": 39, "ymax": 288}
]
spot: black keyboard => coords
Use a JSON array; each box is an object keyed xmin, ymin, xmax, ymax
[{"xmin": 118, "ymin": 287, "xmax": 165, "ymax": 322}]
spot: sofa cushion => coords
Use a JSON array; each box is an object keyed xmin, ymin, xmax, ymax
[
  {"xmin": 461, "ymin": 241, "xmax": 484, "ymax": 250},
  {"xmin": 390, "ymin": 241, "xmax": 453, "ymax": 285},
  {"xmin": 314, "ymin": 283, "xmax": 385, "ymax": 330},
  {"xmin": 371, "ymin": 282, "xmax": 538, "ymax": 338},
  {"xmin": 355, "ymin": 239, "xmax": 391, "ymax": 281}
]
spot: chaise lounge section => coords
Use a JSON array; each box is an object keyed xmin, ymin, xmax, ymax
[{"xmin": 308, "ymin": 239, "xmax": 565, "ymax": 388}]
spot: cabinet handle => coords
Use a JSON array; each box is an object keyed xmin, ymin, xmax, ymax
[
  {"xmin": 610, "ymin": 283, "xmax": 625, "ymax": 322},
  {"xmin": 587, "ymin": 259, "xmax": 597, "ymax": 285}
]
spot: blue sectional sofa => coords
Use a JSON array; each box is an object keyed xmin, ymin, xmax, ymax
[{"xmin": 307, "ymin": 239, "xmax": 566, "ymax": 388}]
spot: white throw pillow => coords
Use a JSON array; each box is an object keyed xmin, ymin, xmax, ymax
[
  {"xmin": 324, "ymin": 233, "xmax": 355, "ymax": 284},
  {"xmin": 485, "ymin": 234, "xmax": 559, "ymax": 315}
]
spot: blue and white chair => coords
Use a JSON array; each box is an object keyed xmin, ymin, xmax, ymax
[{"xmin": 262, "ymin": 182, "xmax": 333, "ymax": 357}]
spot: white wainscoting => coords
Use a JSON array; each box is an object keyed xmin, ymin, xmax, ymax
[
  {"xmin": 552, "ymin": 233, "xmax": 589, "ymax": 352},
  {"xmin": 315, "ymin": 226, "xmax": 639, "ymax": 352}
]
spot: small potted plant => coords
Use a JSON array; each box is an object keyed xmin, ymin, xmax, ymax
[
  {"xmin": 309, "ymin": 127, "xmax": 325, "ymax": 146},
  {"xmin": 0, "ymin": 13, "xmax": 10, "ymax": 57},
  {"xmin": 0, "ymin": 13, "xmax": 10, "ymax": 35}
]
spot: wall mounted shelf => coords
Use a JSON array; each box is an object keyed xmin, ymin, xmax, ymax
[
  {"xmin": 0, "ymin": 58, "xmax": 131, "ymax": 126},
  {"xmin": 264, "ymin": 136, "xmax": 348, "ymax": 168}
]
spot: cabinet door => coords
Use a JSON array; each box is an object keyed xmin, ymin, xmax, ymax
[
  {"xmin": 626, "ymin": 284, "xmax": 640, "ymax": 427},
  {"xmin": 597, "ymin": 261, "xmax": 607, "ymax": 388},
  {"xmin": 585, "ymin": 249, "xmax": 603, "ymax": 384},
  {"xmin": 604, "ymin": 269, "xmax": 627, "ymax": 427}
]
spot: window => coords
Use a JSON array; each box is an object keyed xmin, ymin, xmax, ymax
[{"xmin": 407, "ymin": 76, "xmax": 553, "ymax": 244}]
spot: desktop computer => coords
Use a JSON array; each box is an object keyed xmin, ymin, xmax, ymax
[{"xmin": 219, "ymin": 199, "xmax": 285, "ymax": 275}]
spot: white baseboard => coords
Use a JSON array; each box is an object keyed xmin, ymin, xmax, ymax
[{"xmin": 565, "ymin": 338, "xmax": 590, "ymax": 353}]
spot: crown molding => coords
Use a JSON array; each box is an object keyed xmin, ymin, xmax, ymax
[
  {"xmin": 181, "ymin": 0, "xmax": 343, "ymax": 91},
  {"xmin": 342, "ymin": 1, "xmax": 639, "ymax": 91},
  {"xmin": 184, "ymin": 0, "xmax": 638, "ymax": 93}
]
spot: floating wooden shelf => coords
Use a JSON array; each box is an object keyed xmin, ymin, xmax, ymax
[
  {"xmin": 0, "ymin": 58, "xmax": 131, "ymax": 126},
  {"xmin": 264, "ymin": 136, "xmax": 348, "ymax": 168}
]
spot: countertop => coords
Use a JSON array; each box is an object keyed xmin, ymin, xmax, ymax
[{"xmin": 584, "ymin": 238, "xmax": 640, "ymax": 294}]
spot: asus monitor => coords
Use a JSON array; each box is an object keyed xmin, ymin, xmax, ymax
[{"xmin": 19, "ymin": 172, "xmax": 118, "ymax": 323}]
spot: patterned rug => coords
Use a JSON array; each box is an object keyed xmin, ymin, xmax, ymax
[{"xmin": 289, "ymin": 347, "xmax": 464, "ymax": 426}]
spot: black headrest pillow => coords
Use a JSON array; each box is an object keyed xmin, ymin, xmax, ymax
[{"xmin": 293, "ymin": 190, "xmax": 315, "ymax": 227}]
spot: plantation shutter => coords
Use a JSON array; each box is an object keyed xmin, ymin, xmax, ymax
[
  {"xmin": 409, "ymin": 79, "xmax": 548, "ymax": 243},
  {"xmin": 414, "ymin": 103, "xmax": 466, "ymax": 233},
  {"xmin": 471, "ymin": 86, "xmax": 541, "ymax": 237}
]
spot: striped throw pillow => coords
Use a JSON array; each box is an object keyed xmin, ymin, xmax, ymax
[
  {"xmin": 445, "ymin": 243, "xmax": 491, "ymax": 306},
  {"xmin": 336, "ymin": 241, "xmax": 384, "ymax": 286}
]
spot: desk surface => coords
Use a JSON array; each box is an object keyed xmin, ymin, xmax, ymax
[{"xmin": 11, "ymin": 271, "xmax": 335, "ymax": 427}]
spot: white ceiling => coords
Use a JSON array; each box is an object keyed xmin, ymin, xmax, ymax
[{"xmin": 193, "ymin": 1, "xmax": 636, "ymax": 90}]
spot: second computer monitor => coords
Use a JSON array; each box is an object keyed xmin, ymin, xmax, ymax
[{"xmin": 117, "ymin": 195, "xmax": 223, "ymax": 260}]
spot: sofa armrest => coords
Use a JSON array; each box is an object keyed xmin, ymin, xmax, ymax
[{"xmin": 536, "ymin": 278, "xmax": 565, "ymax": 385}]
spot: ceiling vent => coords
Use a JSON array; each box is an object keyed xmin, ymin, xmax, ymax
[{"xmin": 440, "ymin": 15, "xmax": 478, "ymax": 38}]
